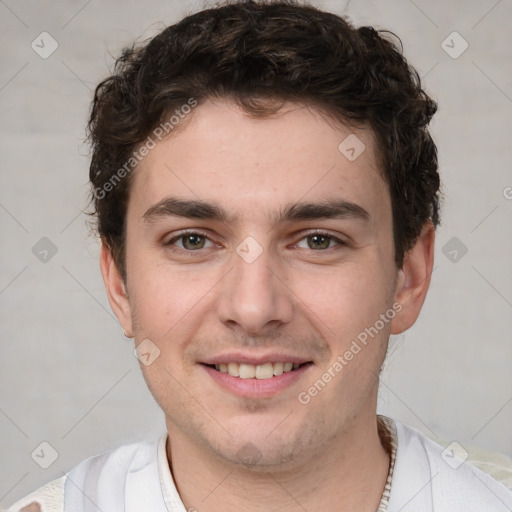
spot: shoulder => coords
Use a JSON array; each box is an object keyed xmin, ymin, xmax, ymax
[
  {"xmin": 420, "ymin": 426, "xmax": 512, "ymax": 491},
  {"xmin": 464, "ymin": 445, "xmax": 512, "ymax": 490},
  {"xmin": 5, "ymin": 437, "xmax": 162, "ymax": 512},
  {"xmin": 414, "ymin": 422, "xmax": 512, "ymax": 490},
  {"xmin": 5, "ymin": 476, "xmax": 65, "ymax": 512},
  {"xmin": 389, "ymin": 420, "xmax": 512, "ymax": 512}
]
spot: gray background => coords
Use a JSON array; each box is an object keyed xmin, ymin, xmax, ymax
[{"xmin": 1, "ymin": 0, "xmax": 511, "ymax": 506}]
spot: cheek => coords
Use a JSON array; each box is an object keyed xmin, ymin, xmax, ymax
[
  {"xmin": 290, "ymin": 261, "xmax": 392, "ymax": 339},
  {"xmin": 126, "ymin": 244, "xmax": 211, "ymax": 335}
]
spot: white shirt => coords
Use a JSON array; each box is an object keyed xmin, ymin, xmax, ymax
[{"xmin": 7, "ymin": 417, "xmax": 512, "ymax": 512}]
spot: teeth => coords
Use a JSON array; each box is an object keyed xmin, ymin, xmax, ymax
[
  {"xmin": 239, "ymin": 363, "xmax": 255, "ymax": 379},
  {"xmin": 273, "ymin": 362, "xmax": 284, "ymax": 376},
  {"xmin": 255, "ymin": 363, "xmax": 274, "ymax": 379},
  {"xmin": 213, "ymin": 362, "xmax": 303, "ymax": 380},
  {"xmin": 227, "ymin": 362, "xmax": 239, "ymax": 377}
]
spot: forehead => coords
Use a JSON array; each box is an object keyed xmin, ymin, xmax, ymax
[{"xmin": 129, "ymin": 99, "xmax": 390, "ymax": 225}]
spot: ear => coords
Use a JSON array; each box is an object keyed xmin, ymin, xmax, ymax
[
  {"xmin": 100, "ymin": 242, "xmax": 134, "ymax": 337},
  {"xmin": 390, "ymin": 222, "xmax": 435, "ymax": 335}
]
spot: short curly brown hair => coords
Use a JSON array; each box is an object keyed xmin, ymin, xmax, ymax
[{"xmin": 88, "ymin": 0, "xmax": 440, "ymax": 279}]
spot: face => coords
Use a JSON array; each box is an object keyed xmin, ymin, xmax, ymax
[{"xmin": 102, "ymin": 99, "xmax": 433, "ymax": 470}]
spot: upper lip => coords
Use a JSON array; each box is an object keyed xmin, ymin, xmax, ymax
[{"xmin": 201, "ymin": 353, "xmax": 313, "ymax": 366}]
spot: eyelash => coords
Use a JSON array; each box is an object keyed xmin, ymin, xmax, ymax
[{"xmin": 164, "ymin": 229, "xmax": 346, "ymax": 253}]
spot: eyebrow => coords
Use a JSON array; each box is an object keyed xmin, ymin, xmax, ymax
[{"xmin": 143, "ymin": 197, "xmax": 370, "ymax": 225}]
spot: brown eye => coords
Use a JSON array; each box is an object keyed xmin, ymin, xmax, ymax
[
  {"xmin": 166, "ymin": 232, "xmax": 214, "ymax": 251},
  {"xmin": 306, "ymin": 234, "xmax": 335, "ymax": 250},
  {"xmin": 294, "ymin": 231, "xmax": 345, "ymax": 251},
  {"xmin": 181, "ymin": 234, "xmax": 206, "ymax": 250}
]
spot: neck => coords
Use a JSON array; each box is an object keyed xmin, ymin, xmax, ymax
[{"xmin": 165, "ymin": 412, "xmax": 390, "ymax": 512}]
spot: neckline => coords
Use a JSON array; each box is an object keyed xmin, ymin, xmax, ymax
[{"xmin": 156, "ymin": 415, "xmax": 398, "ymax": 512}]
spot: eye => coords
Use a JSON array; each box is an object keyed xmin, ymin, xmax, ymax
[
  {"xmin": 295, "ymin": 232, "xmax": 344, "ymax": 250},
  {"xmin": 165, "ymin": 232, "xmax": 216, "ymax": 251}
]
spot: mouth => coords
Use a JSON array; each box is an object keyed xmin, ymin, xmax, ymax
[
  {"xmin": 200, "ymin": 353, "xmax": 314, "ymax": 397},
  {"xmin": 203, "ymin": 361, "xmax": 312, "ymax": 380}
]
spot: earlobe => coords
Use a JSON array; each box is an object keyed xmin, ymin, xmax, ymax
[
  {"xmin": 390, "ymin": 222, "xmax": 435, "ymax": 335},
  {"xmin": 99, "ymin": 243, "xmax": 134, "ymax": 337}
]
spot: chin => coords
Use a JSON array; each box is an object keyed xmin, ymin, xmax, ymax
[
  {"xmin": 205, "ymin": 425, "xmax": 314, "ymax": 473},
  {"xmin": 219, "ymin": 443, "xmax": 305, "ymax": 473}
]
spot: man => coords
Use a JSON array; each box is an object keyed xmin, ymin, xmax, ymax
[{"xmin": 8, "ymin": 0, "xmax": 512, "ymax": 511}]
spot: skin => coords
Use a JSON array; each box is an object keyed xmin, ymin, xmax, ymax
[{"xmin": 101, "ymin": 98, "xmax": 435, "ymax": 512}]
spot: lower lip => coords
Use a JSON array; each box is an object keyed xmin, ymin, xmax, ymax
[{"xmin": 202, "ymin": 364, "xmax": 312, "ymax": 398}]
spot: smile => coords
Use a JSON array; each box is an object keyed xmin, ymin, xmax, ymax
[
  {"xmin": 202, "ymin": 360, "xmax": 313, "ymax": 398},
  {"xmin": 209, "ymin": 362, "xmax": 306, "ymax": 380}
]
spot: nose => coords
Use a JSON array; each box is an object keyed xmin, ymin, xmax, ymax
[{"xmin": 217, "ymin": 244, "xmax": 294, "ymax": 337}]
